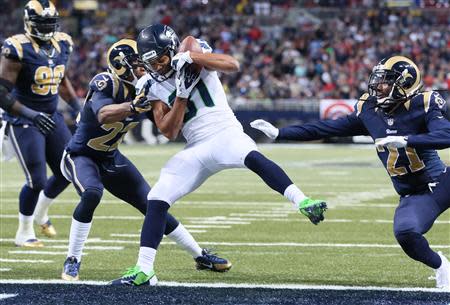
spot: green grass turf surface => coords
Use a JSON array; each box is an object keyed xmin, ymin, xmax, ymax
[{"xmin": 0, "ymin": 144, "xmax": 449, "ymax": 288}]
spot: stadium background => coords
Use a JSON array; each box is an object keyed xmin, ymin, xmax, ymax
[
  {"xmin": 1, "ymin": 0, "xmax": 449, "ymax": 142},
  {"xmin": 0, "ymin": 1, "xmax": 450, "ymax": 304}
]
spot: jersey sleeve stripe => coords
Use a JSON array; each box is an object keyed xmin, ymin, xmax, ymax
[{"xmin": 423, "ymin": 91, "xmax": 432, "ymax": 113}]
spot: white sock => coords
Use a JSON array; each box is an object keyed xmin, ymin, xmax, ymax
[
  {"xmin": 284, "ymin": 184, "xmax": 307, "ymax": 209},
  {"xmin": 137, "ymin": 247, "xmax": 157, "ymax": 274},
  {"xmin": 167, "ymin": 223, "xmax": 203, "ymax": 258},
  {"xmin": 34, "ymin": 191, "xmax": 54, "ymax": 225},
  {"xmin": 67, "ymin": 218, "xmax": 92, "ymax": 262},
  {"xmin": 17, "ymin": 213, "xmax": 35, "ymax": 238}
]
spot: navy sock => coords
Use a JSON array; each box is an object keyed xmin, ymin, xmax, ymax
[
  {"xmin": 73, "ymin": 188, "xmax": 103, "ymax": 223},
  {"xmin": 19, "ymin": 185, "xmax": 41, "ymax": 216},
  {"xmin": 395, "ymin": 231, "xmax": 442, "ymax": 269},
  {"xmin": 244, "ymin": 150, "xmax": 293, "ymax": 195},
  {"xmin": 164, "ymin": 213, "xmax": 179, "ymax": 235},
  {"xmin": 140, "ymin": 200, "xmax": 170, "ymax": 249},
  {"xmin": 43, "ymin": 175, "xmax": 70, "ymax": 199}
]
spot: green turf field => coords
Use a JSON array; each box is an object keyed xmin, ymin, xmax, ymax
[{"xmin": 1, "ymin": 144, "xmax": 449, "ymax": 288}]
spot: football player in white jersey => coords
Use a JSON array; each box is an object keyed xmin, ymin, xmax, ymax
[{"xmin": 111, "ymin": 24, "xmax": 327, "ymax": 286}]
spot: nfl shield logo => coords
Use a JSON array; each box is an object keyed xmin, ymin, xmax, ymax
[{"xmin": 387, "ymin": 118, "xmax": 394, "ymax": 126}]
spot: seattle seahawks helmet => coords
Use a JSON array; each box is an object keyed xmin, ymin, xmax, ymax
[
  {"xmin": 107, "ymin": 39, "xmax": 140, "ymax": 86},
  {"xmin": 24, "ymin": 0, "xmax": 59, "ymax": 41},
  {"xmin": 137, "ymin": 24, "xmax": 180, "ymax": 82},
  {"xmin": 368, "ymin": 55, "xmax": 422, "ymax": 111}
]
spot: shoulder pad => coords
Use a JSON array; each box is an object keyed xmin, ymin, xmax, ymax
[
  {"xmin": 136, "ymin": 74, "xmax": 153, "ymax": 96},
  {"xmin": 197, "ymin": 39, "xmax": 213, "ymax": 54},
  {"xmin": 1, "ymin": 34, "xmax": 29, "ymax": 61},
  {"xmin": 53, "ymin": 32, "xmax": 74, "ymax": 46},
  {"xmin": 53, "ymin": 32, "xmax": 73, "ymax": 53},
  {"xmin": 89, "ymin": 72, "xmax": 119, "ymax": 98},
  {"xmin": 420, "ymin": 91, "xmax": 446, "ymax": 113},
  {"xmin": 355, "ymin": 93, "xmax": 370, "ymax": 116}
]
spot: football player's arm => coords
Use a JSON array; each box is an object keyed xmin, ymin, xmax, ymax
[
  {"xmin": 406, "ymin": 94, "xmax": 450, "ymax": 149},
  {"xmin": 0, "ymin": 56, "xmax": 23, "ymax": 114},
  {"xmin": 59, "ymin": 76, "xmax": 81, "ymax": 113},
  {"xmin": 277, "ymin": 113, "xmax": 368, "ymax": 141},
  {"xmin": 152, "ymin": 98, "xmax": 187, "ymax": 140},
  {"xmin": 189, "ymin": 52, "xmax": 239, "ymax": 73}
]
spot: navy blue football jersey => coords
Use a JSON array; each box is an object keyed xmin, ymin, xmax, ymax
[
  {"xmin": 278, "ymin": 92, "xmax": 450, "ymax": 196},
  {"xmin": 1, "ymin": 32, "xmax": 73, "ymax": 123},
  {"xmin": 66, "ymin": 72, "xmax": 140, "ymax": 159}
]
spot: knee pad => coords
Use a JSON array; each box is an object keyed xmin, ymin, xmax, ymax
[{"xmin": 73, "ymin": 188, "xmax": 103, "ymax": 223}]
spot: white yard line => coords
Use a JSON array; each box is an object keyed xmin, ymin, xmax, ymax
[
  {"xmin": 8, "ymin": 250, "xmax": 88, "ymax": 256},
  {"xmin": 184, "ymin": 225, "xmax": 232, "ymax": 229},
  {"xmin": 0, "ymin": 279, "xmax": 447, "ymax": 293},
  {"xmin": 0, "ymin": 258, "xmax": 53, "ymax": 263},
  {"xmin": 0, "ymin": 294, "xmax": 17, "ymax": 300},
  {"xmin": 0, "ymin": 268, "xmax": 11, "ymax": 272},
  {"xmin": 1, "ymin": 238, "xmax": 448, "ymax": 249},
  {"xmin": 47, "ymin": 245, "xmax": 123, "ymax": 250}
]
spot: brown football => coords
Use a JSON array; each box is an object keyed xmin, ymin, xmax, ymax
[{"xmin": 178, "ymin": 36, "xmax": 203, "ymax": 73}]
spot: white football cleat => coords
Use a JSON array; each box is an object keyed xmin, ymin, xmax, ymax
[
  {"xmin": 435, "ymin": 251, "xmax": 450, "ymax": 291},
  {"xmin": 15, "ymin": 231, "xmax": 44, "ymax": 247}
]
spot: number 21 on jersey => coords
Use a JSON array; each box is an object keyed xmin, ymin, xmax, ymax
[{"xmin": 376, "ymin": 145, "xmax": 425, "ymax": 176}]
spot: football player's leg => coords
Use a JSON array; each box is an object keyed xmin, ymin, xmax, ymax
[
  {"xmin": 212, "ymin": 128, "xmax": 326, "ymax": 224},
  {"xmin": 34, "ymin": 114, "xmax": 72, "ymax": 236},
  {"xmin": 8, "ymin": 124, "xmax": 47, "ymax": 247},
  {"xmin": 62, "ymin": 153, "xmax": 103, "ymax": 281},
  {"xmin": 393, "ymin": 194, "xmax": 442, "ymax": 268},
  {"xmin": 393, "ymin": 192, "xmax": 450, "ymax": 289},
  {"xmin": 112, "ymin": 149, "xmax": 216, "ymax": 285},
  {"xmin": 104, "ymin": 161, "xmax": 203, "ymax": 264},
  {"xmin": 428, "ymin": 169, "xmax": 450, "ymax": 289}
]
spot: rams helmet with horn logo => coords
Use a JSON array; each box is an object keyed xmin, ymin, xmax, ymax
[
  {"xmin": 107, "ymin": 39, "xmax": 140, "ymax": 86},
  {"xmin": 24, "ymin": 0, "xmax": 59, "ymax": 41},
  {"xmin": 368, "ymin": 55, "xmax": 422, "ymax": 111}
]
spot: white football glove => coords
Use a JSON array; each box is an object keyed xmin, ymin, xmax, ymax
[
  {"xmin": 250, "ymin": 119, "xmax": 279, "ymax": 139},
  {"xmin": 175, "ymin": 64, "xmax": 201, "ymax": 99},
  {"xmin": 375, "ymin": 136, "xmax": 408, "ymax": 148},
  {"xmin": 171, "ymin": 51, "xmax": 193, "ymax": 72}
]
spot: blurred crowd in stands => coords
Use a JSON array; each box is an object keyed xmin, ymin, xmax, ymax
[{"xmin": 0, "ymin": 0, "xmax": 449, "ymax": 103}]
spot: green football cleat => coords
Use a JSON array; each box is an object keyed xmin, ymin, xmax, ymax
[
  {"xmin": 298, "ymin": 198, "xmax": 327, "ymax": 225},
  {"xmin": 110, "ymin": 265, "xmax": 158, "ymax": 286}
]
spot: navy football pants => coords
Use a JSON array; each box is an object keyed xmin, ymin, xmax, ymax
[
  {"xmin": 62, "ymin": 150, "xmax": 179, "ymax": 234},
  {"xmin": 393, "ymin": 168, "xmax": 450, "ymax": 269},
  {"xmin": 7, "ymin": 112, "xmax": 71, "ymax": 216}
]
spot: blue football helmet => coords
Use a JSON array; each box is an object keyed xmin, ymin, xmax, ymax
[
  {"xmin": 136, "ymin": 24, "xmax": 180, "ymax": 82},
  {"xmin": 106, "ymin": 39, "xmax": 140, "ymax": 86},
  {"xmin": 368, "ymin": 55, "xmax": 422, "ymax": 111},
  {"xmin": 24, "ymin": 0, "xmax": 59, "ymax": 41}
]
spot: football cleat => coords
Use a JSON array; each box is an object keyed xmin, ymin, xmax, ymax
[
  {"xmin": 110, "ymin": 265, "xmax": 158, "ymax": 286},
  {"xmin": 61, "ymin": 256, "xmax": 81, "ymax": 281},
  {"xmin": 435, "ymin": 252, "xmax": 450, "ymax": 290},
  {"xmin": 195, "ymin": 249, "xmax": 232, "ymax": 272},
  {"xmin": 15, "ymin": 238, "xmax": 44, "ymax": 248},
  {"xmin": 39, "ymin": 220, "xmax": 57, "ymax": 238},
  {"xmin": 298, "ymin": 198, "xmax": 327, "ymax": 225}
]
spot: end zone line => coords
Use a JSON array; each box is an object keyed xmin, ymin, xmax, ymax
[{"xmin": 0, "ymin": 279, "xmax": 447, "ymax": 293}]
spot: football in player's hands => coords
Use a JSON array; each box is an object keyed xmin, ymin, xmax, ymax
[
  {"xmin": 171, "ymin": 36, "xmax": 203, "ymax": 73},
  {"xmin": 130, "ymin": 95, "xmax": 152, "ymax": 113}
]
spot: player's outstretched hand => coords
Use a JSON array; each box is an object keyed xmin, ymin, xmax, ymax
[
  {"xmin": 130, "ymin": 95, "xmax": 152, "ymax": 113},
  {"xmin": 250, "ymin": 119, "xmax": 279, "ymax": 139},
  {"xmin": 175, "ymin": 64, "xmax": 201, "ymax": 99},
  {"xmin": 375, "ymin": 136, "xmax": 407, "ymax": 148},
  {"xmin": 171, "ymin": 51, "xmax": 193, "ymax": 72},
  {"xmin": 33, "ymin": 112, "xmax": 56, "ymax": 136}
]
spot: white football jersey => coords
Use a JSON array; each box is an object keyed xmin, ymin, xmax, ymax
[{"xmin": 136, "ymin": 40, "xmax": 242, "ymax": 144}]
